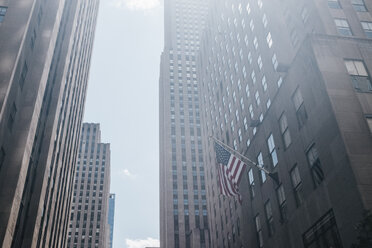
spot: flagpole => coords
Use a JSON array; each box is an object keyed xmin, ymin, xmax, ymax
[{"xmin": 209, "ymin": 136, "xmax": 271, "ymax": 174}]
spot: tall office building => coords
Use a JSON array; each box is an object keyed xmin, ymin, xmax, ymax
[
  {"xmin": 108, "ymin": 193, "xmax": 116, "ymax": 248},
  {"xmin": 0, "ymin": 0, "xmax": 99, "ymax": 247},
  {"xmin": 67, "ymin": 123, "xmax": 111, "ymax": 248},
  {"xmin": 198, "ymin": 0, "xmax": 372, "ymax": 247},
  {"xmin": 159, "ymin": 0, "xmax": 210, "ymax": 247}
]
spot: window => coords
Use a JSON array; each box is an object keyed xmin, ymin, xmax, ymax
[
  {"xmin": 255, "ymin": 215, "xmax": 264, "ymax": 247},
  {"xmin": 267, "ymin": 134, "xmax": 278, "ymax": 167},
  {"xmin": 303, "ymin": 210, "xmax": 342, "ymax": 248},
  {"xmin": 266, "ymin": 32, "xmax": 273, "ymax": 48},
  {"xmin": 290, "ymin": 28, "xmax": 299, "ymax": 47},
  {"xmin": 265, "ymin": 200, "xmax": 275, "ymax": 236},
  {"xmin": 367, "ymin": 116, "xmax": 372, "ymax": 133},
  {"xmin": 261, "ymin": 76, "xmax": 267, "ymax": 92},
  {"xmin": 361, "ymin": 21, "xmax": 372, "ymax": 38},
  {"xmin": 334, "ymin": 18, "xmax": 352, "ymax": 36},
  {"xmin": 272, "ymin": 53, "xmax": 278, "ymax": 70},
  {"xmin": 8, "ymin": 103, "xmax": 17, "ymax": 131},
  {"xmin": 301, "ymin": 6, "xmax": 309, "ymax": 23},
  {"xmin": 307, "ymin": 145, "xmax": 324, "ymax": 186},
  {"xmin": 292, "ymin": 88, "xmax": 308, "ymax": 127},
  {"xmin": 328, "ymin": 0, "xmax": 341, "ymax": 8},
  {"xmin": 0, "ymin": 147, "xmax": 5, "ymax": 171},
  {"xmin": 276, "ymin": 184, "xmax": 287, "ymax": 221},
  {"xmin": 351, "ymin": 0, "xmax": 367, "ymax": 12},
  {"xmin": 257, "ymin": 0, "xmax": 263, "ymax": 9},
  {"xmin": 257, "ymin": 56, "xmax": 263, "ymax": 70},
  {"xmin": 279, "ymin": 113, "xmax": 291, "ymax": 148},
  {"xmin": 253, "ymin": 36, "xmax": 258, "ymax": 50},
  {"xmin": 344, "ymin": 60, "xmax": 372, "ymax": 92},
  {"xmin": 255, "ymin": 91, "xmax": 260, "ymax": 106},
  {"xmin": 290, "ymin": 165, "xmax": 303, "ymax": 207},
  {"xmin": 0, "ymin": 6, "xmax": 7, "ymax": 22},
  {"xmin": 248, "ymin": 168, "xmax": 255, "ymax": 198},
  {"xmin": 19, "ymin": 62, "xmax": 28, "ymax": 89},
  {"xmin": 262, "ymin": 14, "xmax": 268, "ymax": 27},
  {"xmin": 257, "ymin": 152, "xmax": 267, "ymax": 183}
]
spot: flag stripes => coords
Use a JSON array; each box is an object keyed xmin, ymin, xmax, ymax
[{"xmin": 214, "ymin": 142, "xmax": 247, "ymax": 201}]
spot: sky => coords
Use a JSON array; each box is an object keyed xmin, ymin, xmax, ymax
[{"xmin": 83, "ymin": 0, "xmax": 164, "ymax": 247}]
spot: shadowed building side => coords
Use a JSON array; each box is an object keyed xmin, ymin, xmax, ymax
[
  {"xmin": 0, "ymin": 0, "xmax": 99, "ymax": 247},
  {"xmin": 198, "ymin": 0, "xmax": 372, "ymax": 247}
]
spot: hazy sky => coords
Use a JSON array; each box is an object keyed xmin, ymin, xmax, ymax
[{"xmin": 83, "ymin": 0, "xmax": 164, "ymax": 247}]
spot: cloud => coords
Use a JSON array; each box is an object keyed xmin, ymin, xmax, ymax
[
  {"xmin": 126, "ymin": 237, "xmax": 160, "ymax": 248},
  {"xmin": 111, "ymin": 0, "xmax": 160, "ymax": 10},
  {"xmin": 120, "ymin": 168, "xmax": 136, "ymax": 178}
]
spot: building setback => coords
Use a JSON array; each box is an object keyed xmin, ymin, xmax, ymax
[
  {"xmin": 198, "ymin": 0, "xmax": 372, "ymax": 247},
  {"xmin": 67, "ymin": 123, "xmax": 111, "ymax": 248},
  {"xmin": 108, "ymin": 193, "xmax": 116, "ymax": 248},
  {"xmin": 0, "ymin": 0, "xmax": 99, "ymax": 247},
  {"xmin": 159, "ymin": 0, "xmax": 210, "ymax": 247}
]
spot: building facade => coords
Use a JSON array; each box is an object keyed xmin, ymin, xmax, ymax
[
  {"xmin": 198, "ymin": 0, "xmax": 372, "ymax": 247},
  {"xmin": 108, "ymin": 193, "xmax": 116, "ymax": 248},
  {"xmin": 67, "ymin": 123, "xmax": 111, "ymax": 248},
  {"xmin": 159, "ymin": 0, "xmax": 210, "ymax": 247},
  {"xmin": 0, "ymin": 0, "xmax": 99, "ymax": 247}
]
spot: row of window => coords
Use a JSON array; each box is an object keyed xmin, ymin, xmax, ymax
[
  {"xmin": 334, "ymin": 18, "xmax": 372, "ymax": 38},
  {"xmin": 328, "ymin": 0, "xmax": 368, "ymax": 12}
]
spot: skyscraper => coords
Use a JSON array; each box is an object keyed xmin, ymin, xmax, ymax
[
  {"xmin": 159, "ymin": 0, "xmax": 210, "ymax": 247},
  {"xmin": 108, "ymin": 193, "xmax": 116, "ymax": 248},
  {"xmin": 198, "ymin": 0, "xmax": 372, "ymax": 247},
  {"xmin": 67, "ymin": 123, "xmax": 111, "ymax": 248},
  {"xmin": 0, "ymin": 0, "xmax": 99, "ymax": 247}
]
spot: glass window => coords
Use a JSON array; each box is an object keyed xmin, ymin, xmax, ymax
[
  {"xmin": 262, "ymin": 14, "xmax": 268, "ymax": 27},
  {"xmin": 253, "ymin": 36, "xmax": 258, "ymax": 49},
  {"xmin": 264, "ymin": 200, "xmax": 274, "ymax": 236},
  {"xmin": 361, "ymin": 21, "xmax": 372, "ymax": 38},
  {"xmin": 0, "ymin": 6, "xmax": 7, "ymax": 22},
  {"xmin": 351, "ymin": 0, "xmax": 367, "ymax": 11},
  {"xmin": 266, "ymin": 32, "xmax": 273, "ymax": 48},
  {"xmin": 257, "ymin": 55, "xmax": 263, "ymax": 70},
  {"xmin": 257, "ymin": 152, "xmax": 267, "ymax": 183},
  {"xmin": 307, "ymin": 145, "xmax": 324, "ymax": 186},
  {"xmin": 276, "ymin": 184, "xmax": 287, "ymax": 221},
  {"xmin": 272, "ymin": 54, "xmax": 278, "ymax": 70},
  {"xmin": 262, "ymin": 76, "xmax": 267, "ymax": 91},
  {"xmin": 345, "ymin": 60, "xmax": 372, "ymax": 92},
  {"xmin": 255, "ymin": 215, "xmax": 264, "ymax": 247},
  {"xmin": 290, "ymin": 165, "xmax": 303, "ymax": 207},
  {"xmin": 301, "ymin": 6, "xmax": 309, "ymax": 23},
  {"xmin": 248, "ymin": 168, "xmax": 255, "ymax": 198},
  {"xmin": 303, "ymin": 210, "xmax": 342, "ymax": 248},
  {"xmin": 367, "ymin": 117, "xmax": 372, "ymax": 133},
  {"xmin": 255, "ymin": 91, "xmax": 260, "ymax": 106},
  {"xmin": 279, "ymin": 113, "xmax": 291, "ymax": 148},
  {"xmin": 267, "ymin": 134, "xmax": 278, "ymax": 167},
  {"xmin": 0, "ymin": 147, "xmax": 5, "ymax": 171},
  {"xmin": 292, "ymin": 88, "xmax": 308, "ymax": 127},
  {"xmin": 328, "ymin": 0, "xmax": 341, "ymax": 9},
  {"xmin": 334, "ymin": 18, "xmax": 352, "ymax": 36}
]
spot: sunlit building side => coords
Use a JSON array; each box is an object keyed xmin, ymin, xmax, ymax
[
  {"xmin": 0, "ymin": 1, "xmax": 99, "ymax": 247},
  {"xmin": 159, "ymin": 0, "xmax": 210, "ymax": 247},
  {"xmin": 67, "ymin": 123, "xmax": 111, "ymax": 248},
  {"xmin": 108, "ymin": 193, "xmax": 116, "ymax": 248}
]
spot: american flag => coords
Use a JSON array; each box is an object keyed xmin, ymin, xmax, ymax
[{"xmin": 214, "ymin": 142, "xmax": 247, "ymax": 200}]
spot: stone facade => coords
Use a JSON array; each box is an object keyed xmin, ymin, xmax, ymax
[
  {"xmin": 159, "ymin": 0, "xmax": 210, "ymax": 247},
  {"xmin": 0, "ymin": 1, "xmax": 99, "ymax": 247},
  {"xmin": 67, "ymin": 123, "xmax": 111, "ymax": 248},
  {"xmin": 198, "ymin": 0, "xmax": 372, "ymax": 247}
]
